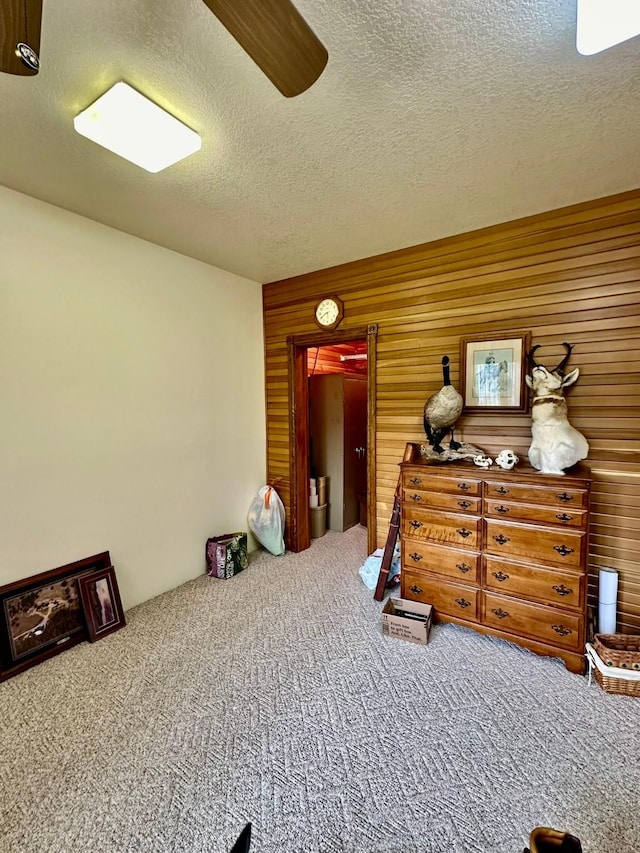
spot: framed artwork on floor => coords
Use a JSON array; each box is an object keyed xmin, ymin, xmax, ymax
[
  {"xmin": 0, "ymin": 551, "xmax": 112, "ymax": 681},
  {"xmin": 79, "ymin": 566, "xmax": 126, "ymax": 642}
]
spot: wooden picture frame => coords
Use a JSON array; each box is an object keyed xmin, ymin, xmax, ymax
[
  {"xmin": 460, "ymin": 331, "xmax": 531, "ymax": 413},
  {"xmin": 0, "ymin": 552, "xmax": 111, "ymax": 682},
  {"xmin": 79, "ymin": 566, "xmax": 125, "ymax": 642}
]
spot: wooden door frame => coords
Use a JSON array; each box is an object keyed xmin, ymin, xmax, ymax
[{"xmin": 287, "ymin": 324, "xmax": 378, "ymax": 554}]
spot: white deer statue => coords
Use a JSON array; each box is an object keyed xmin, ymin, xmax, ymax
[{"xmin": 525, "ymin": 342, "xmax": 589, "ymax": 475}]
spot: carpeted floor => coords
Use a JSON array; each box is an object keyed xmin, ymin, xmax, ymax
[{"xmin": 1, "ymin": 525, "xmax": 639, "ymax": 853}]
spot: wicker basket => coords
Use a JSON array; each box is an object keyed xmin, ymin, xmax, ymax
[
  {"xmin": 594, "ymin": 665, "xmax": 640, "ymax": 697},
  {"xmin": 586, "ymin": 642, "xmax": 640, "ymax": 698},
  {"xmin": 593, "ymin": 633, "xmax": 640, "ymax": 670}
]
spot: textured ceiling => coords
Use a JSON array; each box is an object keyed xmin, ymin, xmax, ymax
[{"xmin": 1, "ymin": 0, "xmax": 639, "ymax": 283}]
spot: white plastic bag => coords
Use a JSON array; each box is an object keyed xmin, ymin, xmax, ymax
[
  {"xmin": 247, "ymin": 485, "xmax": 286, "ymax": 556},
  {"xmin": 358, "ymin": 543, "xmax": 400, "ymax": 590}
]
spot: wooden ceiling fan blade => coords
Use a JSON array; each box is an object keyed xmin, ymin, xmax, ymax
[
  {"xmin": 0, "ymin": 0, "xmax": 42, "ymax": 75},
  {"xmin": 201, "ymin": 0, "xmax": 328, "ymax": 97}
]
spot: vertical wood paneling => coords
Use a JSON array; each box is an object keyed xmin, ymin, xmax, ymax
[{"xmin": 263, "ymin": 189, "xmax": 640, "ymax": 633}]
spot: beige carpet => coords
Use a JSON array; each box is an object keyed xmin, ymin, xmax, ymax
[{"xmin": 1, "ymin": 525, "xmax": 639, "ymax": 852}]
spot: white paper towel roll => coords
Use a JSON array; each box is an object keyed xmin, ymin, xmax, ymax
[
  {"xmin": 309, "ymin": 494, "xmax": 319, "ymax": 508},
  {"xmin": 599, "ymin": 568, "xmax": 618, "ymax": 604},
  {"xmin": 598, "ymin": 568, "xmax": 618, "ymax": 634}
]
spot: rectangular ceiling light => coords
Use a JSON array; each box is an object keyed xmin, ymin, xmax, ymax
[
  {"xmin": 73, "ymin": 82, "xmax": 201, "ymax": 173},
  {"xmin": 577, "ymin": 0, "xmax": 640, "ymax": 55}
]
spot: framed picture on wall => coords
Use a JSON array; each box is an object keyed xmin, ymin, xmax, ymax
[{"xmin": 460, "ymin": 331, "xmax": 531, "ymax": 413}]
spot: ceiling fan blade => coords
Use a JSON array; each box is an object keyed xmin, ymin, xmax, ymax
[
  {"xmin": 201, "ymin": 0, "xmax": 328, "ymax": 97},
  {"xmin": 0, "ymin": 0, "xmax": 42, "ymax": 75}
]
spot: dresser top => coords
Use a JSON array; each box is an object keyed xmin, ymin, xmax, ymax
[{"xmin": 399, "ymin": 443, "xmax": 591, "ymax": 487}]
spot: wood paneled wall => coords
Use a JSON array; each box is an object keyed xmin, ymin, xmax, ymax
[{"xmin": 263, "ymin": 190, "xmax": 640, "ymax": 633}]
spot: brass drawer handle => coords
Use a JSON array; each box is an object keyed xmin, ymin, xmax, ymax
[
  {"xmin": 409, "ymin": 520, "xmax": 423, "ymax": 530},
  {"xmin": 556, "ymin": 492, "xmax": 574, "ymax": 503},
  {"xmin": 456, "ymin": 562, "xmax": 471, "ymax": 574},
  {"xmin": 495, "ymin": 505, "xmax": 510, "ymax": 514},
  {"xmin": 553, "ymin": 544, "xmax": 574, "ymax": 557},
  {"xmin": 457, "ymin": 482, "xmax": 471, "ymax": 492},
  {"xmin": 409, "ymin": 552, "xmax": 423, "ymax": 562},
  {"xmin": 556, "ymin": 513, "xmax": 573, "ymax": 523},
  {"xmin": 458, "ymin": 500, "xmax": 471, "ymax": 509},
  {"xmin": 552, "ymin": 624, "xmax": 572, "ymax": 636},
  {"xmin": 491, "ymin": 608, "xmax": 510, "ymax": 619},
  {"xmin": 409, "ymin": 584, "xmax": 423, "ymax": 595},
  {"xmin": 410, "ymin": 477, "xmax": 422, "ymax": 486},
  {"xmin": 493, "ymin": 534, "xmax": 510, "ymax": 545},
  {"xmin": 457, "ymin": 528, "xmax": 472, "ymax": 539},
  {"xmin": 492, "ymin": 570, "xmax": 509, "ymax": 582},
  {"xmin": 410, "ymin": 493, "xmax": 423, "ymax": 502},
  {"xmin": 495, "ymin": 486, "xmax": 509, "ymax": 495},
  {"xmin": 455, "ymin": 598, "xmax": 471, "ymax": 609},
  {"xmin": 552, "ymin": 584, "xmax": 572, "ymax": 597}
]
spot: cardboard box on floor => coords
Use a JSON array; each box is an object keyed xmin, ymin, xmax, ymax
[{"xmin": 381, "ymin": 598, "xmax": 433, "ymax": 645}]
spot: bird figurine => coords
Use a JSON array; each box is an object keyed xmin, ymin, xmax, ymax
[{"xmin": 423, "ymin": 356, "xmax": 464, "ymax": 454}]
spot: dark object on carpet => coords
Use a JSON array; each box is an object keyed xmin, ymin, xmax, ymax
[
  {"xmin": 206, "ymin": 532, "xmax": 249, "ymax": 579},
  {"xmin": 524, "ymin": 826, "xmax": 583, "ymax": 853},
  {"xmin": 230, "ymin": 822, "xmax": 251, "ymax": 853}
]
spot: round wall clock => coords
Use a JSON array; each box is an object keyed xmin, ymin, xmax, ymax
[{"xmin": 314, "ymin": 295, "xmax": 344, "ymax": 330}]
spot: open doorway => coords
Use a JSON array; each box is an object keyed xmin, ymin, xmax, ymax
[
  {"xmin": 286, "ymin": 325, "xmax": 377, "ymax": 555},
  {"xmin": 309, "ymin": 344, "xmax": 368, "ymax": 534}
]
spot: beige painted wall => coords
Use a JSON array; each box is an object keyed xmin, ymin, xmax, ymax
[{"xmin": 0, "ymin": 187, "xmax": 266, "ymax": 610}]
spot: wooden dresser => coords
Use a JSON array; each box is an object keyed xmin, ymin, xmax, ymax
[{"xmin": 399, "ymin": 447, "xmax": 591, "ymax": 674}]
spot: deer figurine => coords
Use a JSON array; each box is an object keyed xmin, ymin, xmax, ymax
[{"xmin": 525, "ymin": 342, "xmax": 589, "ymax": 475}]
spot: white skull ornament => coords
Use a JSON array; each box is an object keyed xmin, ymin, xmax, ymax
[
  {"xmin": 495, "ymin": 449, "xmax": 519, "ymax": 470},
  {"xmin": 473, "ymin": 454, "xmax": 493, "ymax": 469}
]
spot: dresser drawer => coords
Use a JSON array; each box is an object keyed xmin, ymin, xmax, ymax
[
  {"xmin": 403, "ymin": 470, "xmax": 481, "ymax": 496},
  {"xmin": 484, "ymin": 481, "xmax": 588, "ymax": 509},
  {"xmin": 402, "ymin": 569, "xmax": 479, "ymax": 622},
  {"xmin": 483, "ymin": 592, "xmax": 583, "ymax": 652},
  {"xmin": 484, "ymin": 519, "xmax": 585, "ymax": 570},
  {"xmin": 403, "ymin": 540, "xmax": 480, "ymax": 584},
  {"xmin": 484, "ymin": 499, "xmax": 587, "ymax": 529},
  {"xmin": 402, "ymin": 507, "xmax": 480, "ymax": 549},
  {"xmin": 484, "ymin": 556, "xmax": 584, "ymax": 611},
  {"xmin": 403, "ymin": 488, "xmax": 481, "ymax": 514}
]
